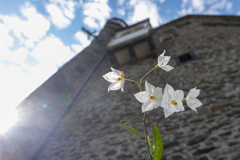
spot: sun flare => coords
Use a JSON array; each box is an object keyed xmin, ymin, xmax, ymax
[{"xmin": 0, "ymin": 108, "xmax": 18, "ymax": 133}]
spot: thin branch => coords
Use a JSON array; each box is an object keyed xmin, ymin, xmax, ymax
[
  {"xmin": 140, "ymin": 65, "xmax": 159, "ymax": 86},
  {"xmin": 143, "ymin": 113, "xmax": 152, "ymax": 160},
  {"xmin": 125, "ymin": 78, "xmax": 137, "ymax": 82}
]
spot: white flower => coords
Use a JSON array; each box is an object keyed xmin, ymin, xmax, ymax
[
  {"xmin": 186, "ymin": 87, "xmax": 202, "ymax": 113},
  {"xmin": 134, "ymin": 81, "xmax": 162, "ymax": 113},
  {"xmin": 162, "ymin": 84, "xmax": 184, "ymax": 118},
  {"xmin": 157, "ymin": 50, "xmax": 174, "ymax": 72},
  {"xmin": 103, "ymin": 67, "xmax": 125, "ymax": 92}
]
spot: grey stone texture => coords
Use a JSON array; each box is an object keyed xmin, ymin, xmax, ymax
[{"xmin": 3, "ymin": 15, "xmax": 240, "ymax": 160}]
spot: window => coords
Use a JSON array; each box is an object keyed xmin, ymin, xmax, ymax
[
  {"xmin": 114, "ymin": 48, "xmax": 131, "ymax": 65},
  {"xmin": 134, "ymin": 41, "xmax": 151, "ymax": 59},
  {"xmin": 175, "ymin": 52, "xmax": 198, "ymax": 65}
]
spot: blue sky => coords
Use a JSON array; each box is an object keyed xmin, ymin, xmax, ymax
[{"xmin": 0, "ymin": 0, "xmax": 239, "ymax": 131}]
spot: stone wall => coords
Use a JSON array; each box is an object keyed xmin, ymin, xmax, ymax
[{"xmin": 32, "ymin": 16, "xmax": 240, "ymax": 160}]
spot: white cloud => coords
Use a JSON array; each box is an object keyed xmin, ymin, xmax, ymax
[
  {"xmin": 74, "ymin": 31, "xmax": 91, "ymax": 48},
  {"xmin": 126, "ymin": 0, "xmax": 163, "ymax": 28},
  {"xmin": 178, "ymin": 0, "xmax": 233, "ymax": 15},
  {"xmin": 0, "ymin": 43, "xmax": 11, "ymax": 61},
  {"xmin": 71, "ymin": 44, "xmax": 83, "ymax": 53},
  {"xmin": 83, "ymin": 17, "xmax": 99, "ymax": 29},
  {"xmin": 0, "ymin": 2, "xmax": 50, "ymax": 46},
  {"xmin": 237, "ymin": 11, "xmax": 240, "ymax": 15},
  {"xmin": 9, "ymin": 47, "xmax": 29, "ymax": 68},
  {"xmin": 118, "ymin": 0, "xmax": 125, "ymax": 5},
  {"xmin": 48, "ymin": 0, "xmax": 77, "ymax": 19},
  {"xmin": 117, "ymin": 8, "xmax": 125, "ymax": 16},
  {"xmin": 25, "ymin": 39, "xmax": 35, "ymax": 48},
  {"xmin": 45, "ymin": 0, "xmax": 78, "ymax": 29},
  {"xmin": 20, "ymin": 2, "xmax": 50, "ymax": 41},
  {"xmin": 0, "ymin": 22, "xmax": 14, "ymax": 47},
  {"xmin": 160, "ymin": 0, "xmax": 165, "ymax": 3},
  {"xmin": 46, "ymin": 4, "xmax": 71, "ymax": 29},
  {"xmin": 207, "ymin": 0, "xmax": 232, "ymax": 13},
  {"xmin": 0, "ymin": 45, "xmax": 33, "ymax": 70},
  {"xmin": 226, "ymin": 2, "xmax": 232, "ymax": 11},
  {"xmin": 82, "ymin": 0, "xmax": 112, "ymax": 29},
  {"xmin": 31, "ymin": 35, "xmax": 76, "ymax": 67}
]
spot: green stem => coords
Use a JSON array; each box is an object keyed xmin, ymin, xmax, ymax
[
  {"xmin": 140, "ymin": 65, "xmax": 159, "ymax": 86},
  {"xmin": 143, "ymin": 113, "xmax": 152, "ymax": 160},
  {"xmin": 125, "ymin": 78, "xmax": 137, "ymax": 82},
  {"xmin": 125, "ymin": 79, "xmax": 142, "ymax": 91}
]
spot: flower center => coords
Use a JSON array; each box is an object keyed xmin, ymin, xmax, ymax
[
  {"xmin": 118, "ymin": 77, "xmax": 122, "ymax": 81},
  {"xmin": 170, "ymin": 100, "xmax": 178, "ymax": 105},
  {"xmin": 150, "ymin": 96, "xmax": 156, "ymax": 100}
]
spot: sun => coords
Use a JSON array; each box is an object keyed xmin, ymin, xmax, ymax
[{"xmin": 0, "ymin": 108, "xmax": 18, "ymax": 133}]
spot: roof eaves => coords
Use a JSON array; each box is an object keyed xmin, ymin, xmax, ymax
[{"xmin": 154, "ymin": 14, "xmax": 240, "ymax": 31}]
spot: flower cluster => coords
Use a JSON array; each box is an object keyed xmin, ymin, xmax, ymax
[
  {"xmin": 135, "ymin": 81, "xmax": 202, "ymax": 118},
  {"xmin": 103, "ymin": 50, "xmax": 202, "ymax": 118}
]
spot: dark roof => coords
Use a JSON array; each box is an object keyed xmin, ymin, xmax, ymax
[
  {"xmin": 154, "ymin": 14, "xmax": 240, "ymax": 31},
  {"xmin": 107, "ymin": 18, "xmax": 128, "ymax": 28}
]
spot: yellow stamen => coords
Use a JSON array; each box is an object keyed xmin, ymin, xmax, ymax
[
  {"xmin": 121, "ymin": 72, "xmax": 125, "ymax": 78},
  {"xmin": 150, "ymin": 96, "xmax": 156, "ymax": 100},
  {"xmin": 118, "ymin": 77, "xmax": 122, "ymax": 81},
  {"xmin": 170, "ymin": 100, "xmax": 178, "ymax": 105}
]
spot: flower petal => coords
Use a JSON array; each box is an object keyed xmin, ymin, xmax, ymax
[
  {"xmin": 161, "ymin": 94, "xmax": 169, "ymax": 108},
  {"xmin": 160, "ymin": 50, "xmax": 166, "ymax": 56},
  {"xmin": 111, "ymin": 67, "xmax": 121, "ymax": 76},
  {"xmin": 158, "ymin": 56, "xmax": 165, "ymax": 66},
  {"xmin": 108, "ymin": 82, "xmax": 121, "ymax": 92},
  {"xmin": 194, "ymin": 98, "xmax": 203, "ymax": 108},
  {"xmin": 174, "ymin": 90, "xmax": 184, "ymax": 101},
  {"xmin": 162, "ymin": 56, "xmax": 170, "ymax": 65},
  {"xmin": 163, "ymin": 104, "xmax": 175, "ymax": 118},
  {"xmin": 164, "ymin": 84, "xmax": 174, "ymax": 100},
  {"xmin": 135, "ymin": 91, "xmax": 149, "ymax": 103},
  {"xmin": 145, "ymin": 81, "xmax": 155, "ymax": 94},
  {"xmin": 142, "ymin": 100, "xmax": 156, "ymax": 112},
  {"xmin": 161, "ymin": 65, "xmax": 174, "ymax": 72},
  {"xmin": 121, "ymin": 79, "xmax": 125, "ymax": 92},
  {"xmin": 103, "ymin": 72, "xmax": 119, "ymax": 83},
  {"xmin": 188, "ymin": 87, "xmax": 200, "ymax": 98},
  {"xmin": 187, "ymin": 97, "xmax": 202, "ymax": 113},
  {"xmin": 155, "ymin": 87, "xmax": 163, "ymax": 106}
]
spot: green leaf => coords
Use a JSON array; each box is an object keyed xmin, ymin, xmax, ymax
[
  {"xmin": 147, "ymin": 135, "xmax": 154, "ymax": 157},
  {"xmin": 147, "ymin": 135, "xmax": 151, "ymax": 142},
  {"xmin": 123, "ymin": 125, "xmax": 141, "ymax": 140},
  {"xmin": 153, "ymin": 124, "xmax": 163, "ymax": 160},
  {"xmin": 147, "ymin": 135, "xmax": 154, "ymax": 150}
]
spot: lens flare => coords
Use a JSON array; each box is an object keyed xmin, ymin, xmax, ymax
[{"xmin": 0, "ymin": 108, "xmax": 18, "ymax": 133}]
